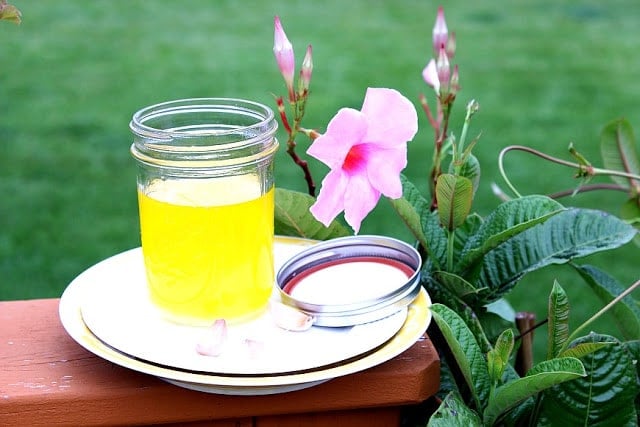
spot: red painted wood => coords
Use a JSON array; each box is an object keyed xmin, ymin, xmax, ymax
[{"xmin": 0, "ymin": 298, "xmax": 439, "ymax": 426}]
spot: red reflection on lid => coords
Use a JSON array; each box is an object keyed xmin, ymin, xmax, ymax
[{"xmin": 282, "ymin": 256, "xmax": 414, "ymax": 296}]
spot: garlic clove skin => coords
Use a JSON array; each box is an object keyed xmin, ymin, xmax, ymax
[
  {"xmin": 270, "ymin": 301, "xmax": 314, "ymax": 332},
  {"xmin": 195, "ymin": 318, "xmax": 228, "ymax": 356}
]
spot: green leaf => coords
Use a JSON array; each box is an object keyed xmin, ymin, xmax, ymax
[
  {"xmin": 560, "ymin": 341, "xmax": 614, "ymax": 359},
  {"xmin": 539, "ymin": 334, "xmax": 639, "ymax": 426},
  {"xmin": 573, "ymin": 264, "xmax": 640, "ymax": 341},
  {"xmin": 477, "ymin": 208, "xmax": 637, "ymax": 304},
  {"xmin": 547, "ymin": 280, "xmax": 570, "ymax": 359},
  {"xmin": 600, "ymin": 118, "xmax": 640, "ymax": 189},
  {"xmin": 388, "ymin": 175, "xmax": 448, "ymax": 268},
  {"xmin": 434, "ymin": 270, "xmax": 488, "ymax": 299},
  {"xmin": 452, "ymin": 213, "xmax": 483, "ymax": 259},
  {"xmin": 484, "ymin": 357, "xmax": 586, "ymax": 426},
  {"xmin": 428, "ymin": 391, "xmax": 483, "ymax": 427},
  {"xmin": 624, "ymin": 340, "xmax": 640, "ymax": 420},
  {"xmin": 431, "ymin": 303, "xmax": 492, "ymax": 411},
  {"xmin": 274, "ymin": 188, "xmax": 350, "ymax": 240},
  {"xmin": 487, "ymin": 329, "xmax": 515, "ymax": 386},
  {"xmin": 450, "ymin": 153, "xmax": 481, "ymax": 196},
  {"xmin": 620, "ymin": 196, "xmax": 640, "ymax": 246},
  {"xmin": 485, "ymin": 298, "xmax": 516, "ymax": 322},
  {"xmin": 387, "ymin": 175, "xmax": 429, "ymax": 248},
  {"xmin": 436, "ymin": 174, "xmax": 473, "ymax": 231},
  {"xmin": 455, "ymin": 195, "xmax": 564, "ymax": 275}
]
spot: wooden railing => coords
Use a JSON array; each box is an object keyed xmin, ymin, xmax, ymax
[{"xmin": 0, "ymin": 298, "xmax": 439, "ymax": 426}]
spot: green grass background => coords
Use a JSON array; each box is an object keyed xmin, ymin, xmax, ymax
[{"xmin": 1, "ymin": 0, "xmax": 638, "ymax": 362}]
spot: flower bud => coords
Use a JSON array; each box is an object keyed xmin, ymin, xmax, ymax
[
  {"xmin": 436, "ymin": 45, "xmax": 450, "ymax": 94},
  {"xmin": 273, "ymin": 16, "xmax": 296, "ymax": 102},
  {"xmin": 300, "ymin": 44, "xmax": 313, "ymax": 93},
  {"xmin": 450, "ymin": 64, "xmax": 460, "ymax": 95},
  {"xmin": 446, "ymin": 31, "xmax": 456, "ymax": 59},
  {"xmin": 432, "ymin": 6, "xmax": 448, "ymax": 57}
]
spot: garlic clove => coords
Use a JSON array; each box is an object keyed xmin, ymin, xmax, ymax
[
  {"xmin": 270, "ymin": 301, "xmax": 314, "ymax": 332},
  {"xmin": 195, "ymin": 318, "xmax": 228, "ymax": 356}
]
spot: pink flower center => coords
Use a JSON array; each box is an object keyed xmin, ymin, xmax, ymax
[{"xmin": 342, "ymin": 144, "xmax": 367, "ymax": 174}]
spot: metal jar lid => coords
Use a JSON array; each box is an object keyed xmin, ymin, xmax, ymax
[{"xmin": 275, "ymin": 235, "xmax": 422, "ymax": 327}]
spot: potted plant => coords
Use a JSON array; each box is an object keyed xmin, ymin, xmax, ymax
[{"xmin": 270, "ymin": 7, "xmax": 639, "ymax": 426}]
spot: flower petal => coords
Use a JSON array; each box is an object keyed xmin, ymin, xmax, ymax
[
  {"xmin": 361, "ymin": 88, "xmax": 419, "ymax": 148},
  {"xmin": 343, "ymin": 173, "xmax": 380, "ymax": 233},
  {"xmin": 422, "ymin": 59, "xmax": 440, "ymax": 95},
  {"xmin": 309, "ymin": 169, "xmax": 348, "ymax": 226},
  {"xmin": 366, "ymin": 145, "xmax": 407, "ymax": 198},
  {"xmin": 307, "ymin": 108, "xmax": 367, "ymax": 168}
]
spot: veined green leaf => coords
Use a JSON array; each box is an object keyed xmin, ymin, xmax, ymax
[
  {"xmin": 600, "ymin": 118, "xmax": 640, "ymax": 189},
  {"xmin": 624, "ymin": 339, "xmax": 640, "ymax": 379},
  {"xmin": 431, "ymin": 303, "xmax": 492, "ymax": 411},
  {"xmin": 483, "ymin": 357, "xmax": 585, "ymax": 426},
  {"xmin": 434, "ymin": 270, "xmax": 488, "ymax": 299},
  {"xmin": 436, "ymin": 174, "xmax": 473, "ymax": 231},
  {"xmin": 428, "ymin": 391, "xmax": 483, "ymax": 427},
  {"xmin": 387, "ymin": 175, "xmax": 429, "ymax": 248},
  {"xmin": 477, "ymin": 208, "xmax": 636, "ymax": 304},
  {"xmin": 573, "ymin": 264, "xmax": 640, "ymax": 341},
  {"xmin": 388, "ymin": 175, "xmax": 448, "ymax": 269},
  {"xmin": 547, "ymin": 280, "xmax": 570, "ymax": 359},
  {"xmin": 450, "ymin": 153, "xmax": 481, "ymax": 196},
  {"xmin": 539, "ymin": 334, "xmax": 639, "ymax": 426},
  {"xmin": 455, "ymin": 195, "xmax": 564, "ymax": 275},
  {"xmin": 274, "ymin": 188, "xmax": 350, "ymax": 240},
  {"xmin": 453, "ymin": 213, "xmax": 483, "ymax": 259},
  {"xmin": 560, "ymin": 341, "xmax": 614, "ymax": 359},
  {"xmin": 487, "ymin": 329, "xmax": 514, "ymax": 386}
]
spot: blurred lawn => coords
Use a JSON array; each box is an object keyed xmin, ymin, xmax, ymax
[{"xmin": 1, "ymin": 0, "xmax": 638, "ymax": 362}]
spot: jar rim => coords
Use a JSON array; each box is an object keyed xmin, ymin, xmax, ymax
[{"xmin": 129, "ymin": 97, "xmax": 276, "ymax": 140}]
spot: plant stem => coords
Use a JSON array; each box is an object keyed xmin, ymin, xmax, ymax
[
  {"xmin": 547, "ymin": 183, "xmax": 629, "ymax": 199},
  {"xmin": 498, "ymin": 145, "xmax": 640, "ymax": 199},
  {"xmin": 560, "ymin": 278, "xmax": 640, "ymax": 353},
  {"xmin": 454, "ymin": 100, "xmax": 478, "ymax": 175},
  {"xmin": 446, "ymin": 229, "xmax": 455, "ymax": 271}
]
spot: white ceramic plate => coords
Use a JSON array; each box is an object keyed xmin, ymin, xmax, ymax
[
  {"xmin": 60, "ymin": 268, "xmax": 432, "ymax": 395},
  {"xmin": 77, "ymin": 238, "xmax": 408, "ymax": 375}
]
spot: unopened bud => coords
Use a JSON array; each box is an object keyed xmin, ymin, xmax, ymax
[
  {"xmin": 450, "ymin": 64, "xmax": 460, "ymax": 95},
  {"xmin": 300, "ymin": 44, "xmax": 313, "ymax": 92},
  {"xmin": 432, "ymin": 6, "xmax": 448, "ymax": 57},
  {"xmin": 273, "ymin": 16, "xmax": 296, "ymax": 102},
  {"xmin": 436, "ymin": 45, "xmax": 450, "ymax": 94},
  {"xmin": 446, "ymin": 31, "xmax": 456, "ymax": 59}
]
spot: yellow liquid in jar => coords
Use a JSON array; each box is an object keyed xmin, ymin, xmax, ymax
[{"xmin": 137, "ymin": 177, "xmax": 274, "ymax": 324}]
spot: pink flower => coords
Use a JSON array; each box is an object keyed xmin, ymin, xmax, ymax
[
  {"xmin": 432, "ymin": 6, "xmax": 448, "ymax": 56},
  {"xmin": 307, "ymin": 88, "xmax": 418, "ymax": 233},
  {"xmin": 273, "ymin": 16, "xmax": 295, "ymax": 102}
]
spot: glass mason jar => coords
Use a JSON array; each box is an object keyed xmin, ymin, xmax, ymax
[{"xmin": 130, "ymin": 98, "xmax": 278, "ymax": 325}]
